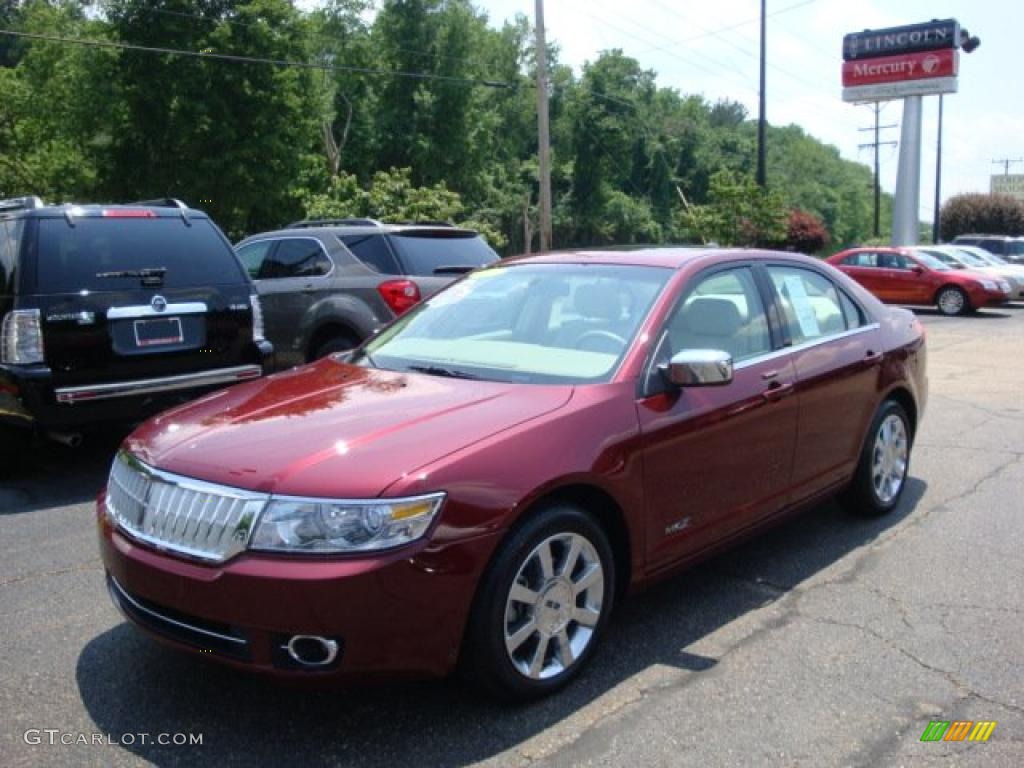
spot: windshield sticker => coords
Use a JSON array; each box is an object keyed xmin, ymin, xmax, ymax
[{"xmin": 782, "ymin": 275, "xmax": 821, "ymax": 337}]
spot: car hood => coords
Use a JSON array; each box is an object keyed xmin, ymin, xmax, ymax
[{"xmin": 126, "ymin": 360, "xmax": 574, "ymax": 498}]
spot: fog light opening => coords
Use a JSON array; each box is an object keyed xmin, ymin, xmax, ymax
[{"xmin": 285, "ymin": 635, "xmax": 339, "ymax": 667}]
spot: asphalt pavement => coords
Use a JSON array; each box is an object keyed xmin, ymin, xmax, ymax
[{"xmin": 1, "ymin": 304, "xmax": 1022, "ymax": 768}]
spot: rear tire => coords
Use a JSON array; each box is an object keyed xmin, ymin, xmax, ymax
[
  {"xmin": 462, "ymin": 504, "xmax": 615, "ymax": 702},
  {"xmin": 840, "ymin": 400, "xmax": 912, "ymax": 517},
  {"xmin": 936, "ymin": 285, "xmax": 969, "ymax": 316}
]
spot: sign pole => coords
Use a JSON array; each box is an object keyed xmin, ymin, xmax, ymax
[{"xmin": 892, "ymin": 95, "xmax": 923, "ymax": 246}]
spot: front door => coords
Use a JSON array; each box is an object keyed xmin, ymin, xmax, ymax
[{"xmin": 637, "ymin": 265, "xmax": 799, "ymax": 568}]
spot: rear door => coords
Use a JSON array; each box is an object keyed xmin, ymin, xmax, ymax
[
  {"xmin": 243, "ymin": 237, "xmax": 333, "ymax": 368},
  {"xmin": 763, "ymin": 264, "xmax": 882, "ymax": 498},
  {"xmin": 33, "ymin": 214, "xmax": 255, "ymax": 388}
]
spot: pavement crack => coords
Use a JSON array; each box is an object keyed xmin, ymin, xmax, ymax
[{"xmin": 0, "ymin": 558, "xmax": 102, "ymax": 588}]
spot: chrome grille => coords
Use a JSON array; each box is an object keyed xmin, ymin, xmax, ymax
[{"xmin": 106, "ymin": 451, "xmax": 267, "ymax": 563}]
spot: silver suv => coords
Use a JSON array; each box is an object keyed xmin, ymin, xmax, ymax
[
  {"xmin": 235, "ymin": 219, "xmax": 499, "ymax": 369},
  {"xmin": 951, "ymin": 235, "xmax": 1024, "ymax": 264}
]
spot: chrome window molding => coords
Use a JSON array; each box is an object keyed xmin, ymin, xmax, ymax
[{"xmin": 733, "ymin": 322, "xmax": 881, "ymax": 370}]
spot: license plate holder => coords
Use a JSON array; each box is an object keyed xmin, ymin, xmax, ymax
[{"xmin": 133, "ymin": 317, "xmax": 184, "ymax": 348}]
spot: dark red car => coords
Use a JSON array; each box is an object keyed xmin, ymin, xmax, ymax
[
  {"xmin": 827, "ymin": 246, "xmax": 1011, "ymax": 316},
  {"xmin": 98, "ymin": 248, "xmax": 927, "ymax": 700}
]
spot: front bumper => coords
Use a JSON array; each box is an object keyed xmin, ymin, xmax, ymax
[{"xmin": 97, "ymin": 500, "xmax": 501, "ymax": 682}]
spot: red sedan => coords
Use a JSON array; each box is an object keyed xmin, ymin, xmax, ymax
[
  {"xmin": 828, "ymin": 246, "xmax": 1011, "ymax": 316},
  {"xmin": 98, "ymin": 248, "xmax": 927, "ymax": 700}
]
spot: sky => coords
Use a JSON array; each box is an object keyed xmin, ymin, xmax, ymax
[{"xmin": 473, "ymin": 0, "xmax": 1024, "ymax": 222}]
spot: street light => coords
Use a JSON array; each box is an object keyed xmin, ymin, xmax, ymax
[{"xmin": 933, "ymin": 28, "xmax": 981, "ymax": 243}]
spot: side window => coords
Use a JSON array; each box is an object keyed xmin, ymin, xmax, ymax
[
  {"xmin": 839, "ymin": 290, "xmax": 865, "ymax": 329},
  {"xmin": 260, "ymin": 238, "xmax": 332, "ymax": 279},
  {"xmin": 843, "ymin": 252, "xmax": 875, "ymax": 267},
  {"xmin": 342, "ymin": 235, "xmax": 400, "ymax": 275},
  {"xmin": 767, "ymin": 266, "xmax": 848, "ymax": 344},
  {"xmin": 662, "ymin": 267, "xmax": 771, "ymax": 363},
  {"xmin": 981, "ymin": 239, "xmax": 1005, "ymax": 255},
  {"xmin": 236, "ymin": 241, "xmax": 273, "ymax": 280}
]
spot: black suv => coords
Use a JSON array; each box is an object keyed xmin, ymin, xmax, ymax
[
  {"xmin": 234, "ymin": 219, "xmax": 498, "ymax": 368},
  {"xmin": 0, "ymin": 197, "xmax": 272, "ymax": 455},
  {"xmin": 951, "ymin": 235, "xmax": 1024, "ymax": 264}
]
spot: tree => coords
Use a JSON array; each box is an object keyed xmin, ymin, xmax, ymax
[
  {"xmin": 786, "ymin": 209, "xmax": 829, "ymax": 253},
  {"xmin": 939, "ymin": 194, "xmax": 1024, "ymax": 241},
  {"xmin": 679, "ymin": 170, "xmax": 787, "ymax": 247}
]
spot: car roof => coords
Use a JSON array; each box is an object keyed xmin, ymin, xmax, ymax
[
  {"xmin": 238, "ymin": 222, "xmax": 477, "ymax": 244},
  {"xmin": 503, "ymin": 246, "xmax": 821, "ymax": 270}
]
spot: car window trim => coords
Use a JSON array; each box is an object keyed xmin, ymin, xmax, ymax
[
  {"xmin": 242, "ymin": 235, "xmax": 335, "ymax": 281},
  {"xmin": 734, "ymin": 322, "xmax": 880, "ymax": 370}
]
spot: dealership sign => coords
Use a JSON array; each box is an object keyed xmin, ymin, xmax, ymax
[
  {"xmin": 842, "ymin": 49, "xmax": 958, "ymax": 87},
  {"xmin": 841, "ymin": 19, "xmax": 962, "ymax": 102},
  {"xmin": 843, "ymin": 19, "xmax": 960, "ymax": 60}
]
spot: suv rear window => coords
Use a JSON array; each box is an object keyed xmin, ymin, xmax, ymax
[
  {"xmin": 388, "ymin": 232, "xmax": 497, "ymax": 277},
  {"xmin": 36, "ymin": 217, "xmax": 246, "ymax": 292}
]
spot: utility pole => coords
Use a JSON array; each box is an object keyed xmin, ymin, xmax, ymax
[
  {"xmin": 756, "ymin": 0, "xmax": 767, "ymax": 187},
  {"xmin": 535, "ymin": 0, "xmax": 553, "ymax": 252},
  {"xmin": 991, "ymin": 157, "xmax": 1024, "ymax": 176},
  {"xmin": 858, "ymin": 103, "xmax": 897, "ymax": 238}
]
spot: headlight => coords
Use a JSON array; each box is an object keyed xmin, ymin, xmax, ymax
[
  {"xmin": 980, "ymin": 279, "xmax": 997, "ymax": 291},
  {"xmin": 249, "ymin": 493, "xmax": 445, "ymax": 553},
  {"xmin": 998, "ymin": 280, "xmax": 1011, "ymax": 293}
]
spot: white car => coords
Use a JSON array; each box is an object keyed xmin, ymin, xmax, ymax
[{"xmin": 916, "ymin": 246, "xmax": 1024, "ymax": 299}]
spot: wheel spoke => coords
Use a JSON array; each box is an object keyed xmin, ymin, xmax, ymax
[
  {"xmin": 561, "ymin": 538, "xmax": 582, "ymax": 579},
  {"xmin": 529, "ymin": 634, "xmax": 549, "ymax": 677},
  {"xmin": 509, "ymin": 583, "xmax": 539, "ymax": 605},
  {"xmin": 572, "ymin": 606, "xmax": 601, "ymax": 627},
  {"xmin": 572, "ymin": 563, "xmax": 602, "ymax": 595},
  {"xmin": 505, "ymin": 619, "xmax": 537, "ymax": 653},
  {"xmin": 537, "ymin": 540, "xmax": 555, "ymax": 580},
  {"xmin": 556, "ymin": 628, "xmax": 574, "ymax": 668}
]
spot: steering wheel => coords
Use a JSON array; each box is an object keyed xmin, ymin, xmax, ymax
[{"xmin": 574, "ymin": 329, "xmax": 628, "ymax": 354}]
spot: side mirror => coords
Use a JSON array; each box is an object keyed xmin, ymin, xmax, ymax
[{"xmin": 661, "ymin": 349, "xmax": 733, "ymax": 387}]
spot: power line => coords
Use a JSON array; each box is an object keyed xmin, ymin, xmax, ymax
[
  {"xmin": 0, "ymin": 29, "xmax": 515, "ymax": 88},
  {"xmin": 136, "ymin": 6, "xmax": 485, "ymax": 69},
  {"xmin": 991, "ymin": 158, "xmax": 1024, "ymax": 175}
]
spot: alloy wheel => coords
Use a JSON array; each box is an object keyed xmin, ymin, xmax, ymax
[
  {"xmin": 871, "ymin": 413, "xmax": 908, "ymax": 504},
  {"xmin": 503, "ymin": 532, "xmax": 605, "ymax": 680},
  {"xmin": 937, "ymin": 288, "xmax": 965, "ymax": 316}
]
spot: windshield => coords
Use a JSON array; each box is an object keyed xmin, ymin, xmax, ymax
[
  {"xmin": 962, "ymin": 247, "xmax": 1005, "ymax": 266},
  {"xmin": 945, "ymin": 248, "xmax": 987, "ymax": 267},
  {"xmin": 389, "ymin": 232, "xmax": 498, "ymax": 276},
  {"xmin": 913, "ymin": 251, "xmax": 951, "ymax": 271},
  {"xmin": 355, "ymin": 263, "xmax": 672, "ymax": 384}
]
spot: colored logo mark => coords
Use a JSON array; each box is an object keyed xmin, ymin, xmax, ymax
[{"xmin": 920, "ymin": 720, "xmax": 997, "ymax": 742}]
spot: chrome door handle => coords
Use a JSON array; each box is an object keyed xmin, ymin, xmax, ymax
[{"xmin": 762, "ymin": 381, "xmax": 794, "ymax": 402}]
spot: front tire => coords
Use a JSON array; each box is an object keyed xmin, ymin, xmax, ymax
[
  {"xmin": 840, "ymin": 400, "xmax": 912, "ymax": 517},
  {"xmin": 936, "ymin": 285, "xmax": 969, "ymax": 316},
  {"xmin": 462, "ymin": 504, "xmax": 615, "ymax": 701}
]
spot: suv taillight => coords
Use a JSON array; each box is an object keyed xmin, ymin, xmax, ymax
[
  {"xmin": 250, "ymin": 294, "xmax": 265, "ymax": 342},
  {"xmin": 377, "ymin": 280, "xmax": 421, "ymax": 315},
  {"xmin": 1, "ymin": 309, "xmax": 45, "ymax": 365}
]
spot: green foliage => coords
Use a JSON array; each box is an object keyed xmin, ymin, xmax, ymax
[
  {"xmin": 301, "ymin": 167, "xmax": 507, "ymax": 248},
  {"xmin": 1, "ymin": 2, "xmax": 882, "ymax": 252},
  {"xmin": 680, "ymin": 171, "xmax": 787, "ymax": 247},
  {"xmin": 939, "ymin": 194, "xmax": 1024, "ymax": 240}
]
